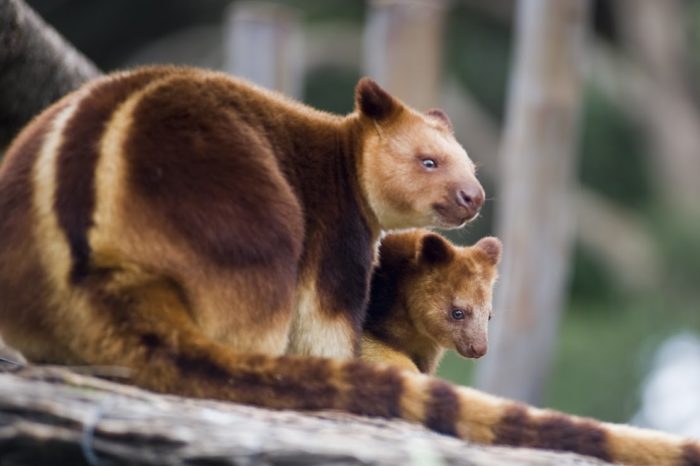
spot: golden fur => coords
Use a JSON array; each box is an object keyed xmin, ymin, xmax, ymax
[
  {"xmin": 0, "ymin": 66, "xmax": 697, "ymax": 466},
  {"xmin": 361, "ymin": 230, "xmax": 502, "ymax": 374}
]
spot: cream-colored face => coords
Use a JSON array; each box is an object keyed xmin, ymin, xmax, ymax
[
  {"xmin": 360, "ymin": 109, "xmax": 484, "ymax": 231},
  {"xmin": 407, "ymin": 261, "xmax": 496, "ymax": 359},
  {"xmin": 404, "ymin": 235, "xmax": 502, "ymax": 360},
  {"xmin": 353, "ymin": 78, "xmax": 484, "ymax": 231}
]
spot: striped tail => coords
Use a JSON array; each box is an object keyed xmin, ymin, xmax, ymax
[{"xmin": 121, "ymin": 329, "xmax": 700, "ymax": 466}]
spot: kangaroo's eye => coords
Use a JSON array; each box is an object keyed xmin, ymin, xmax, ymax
[
  {"xmin": 451, "ymin": 309, "xmax": 465, "ymax": 320},
  {"xmin": 421, "ymin": 158, "xmax": 438, "ymax": 170}
]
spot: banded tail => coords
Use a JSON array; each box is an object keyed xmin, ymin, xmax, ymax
[
  {"xmin": 0, "ymin": 66, "xmax": 697, "ymax": 466},
  {"xmin": 96, "ymin": 317, "xmax": 700, "ymax": 466}
]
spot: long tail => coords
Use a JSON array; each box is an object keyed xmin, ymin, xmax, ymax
[{"xmin": 120, "ymin": 329, "xmax": 700, "ymax": 466}]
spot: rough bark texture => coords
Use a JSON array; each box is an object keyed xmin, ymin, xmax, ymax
[
  {"xmin": 0, "ymin": 361, "xmax": 616, "ymax": 466},
  {"xmin": 474, "ymin": 0, "xmax": 590, "ymax": 404},
  {"xmin": 0, "ymin": 0, "xmax": 100, "ymax": 148}
]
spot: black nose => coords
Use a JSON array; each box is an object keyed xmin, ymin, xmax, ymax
[{"xmin": 456, "ymin": 186, "xmax": 485, "ymax": 216}]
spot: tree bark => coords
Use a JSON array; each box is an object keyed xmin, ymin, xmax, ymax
[
  {"xmin": 0, "ymin": 0, "xmax": 100, "ymax": 149},
  {"xmin": 474, "ymin": 0, "xmax": 591, "ymax": 404},
  {"xmin": 0, "ymin": 363, "xmax": 615, "ymax": 466}
]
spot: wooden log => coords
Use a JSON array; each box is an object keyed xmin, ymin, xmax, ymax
[{"xmin": 0, "ymin": 363, "xmax": 614, "ymax": 466}]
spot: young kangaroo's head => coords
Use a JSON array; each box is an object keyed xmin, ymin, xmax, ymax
[
  {"xmin": 354, "ymin": 78, "xmax": 484, "ymax": 230},
  {"xmin": 405, "ymin": 233, "xmax": 502, "ymax": 359}
]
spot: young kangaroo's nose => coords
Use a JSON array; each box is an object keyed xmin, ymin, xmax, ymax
[
  {"xmin": 456, "ymin": 185, "xmax": 485, "ymax": 217},
  {"xmin": 469, "ymin": 342, "xmax": 487, "ymax": 358}
]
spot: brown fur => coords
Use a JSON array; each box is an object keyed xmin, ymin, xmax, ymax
[
  {"xmin": 361, "ymin": 230, "xmax": 502, "ymax": 374},
  {"xmin": 0, "ymin": 66, "xmax": 697, "ymax": 466}
]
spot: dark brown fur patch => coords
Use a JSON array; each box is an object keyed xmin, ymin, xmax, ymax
[
  {"xmin": 260, "ymin": 357, "xmax": 341, "ymax": 410},
  {"xmin": 424, "ymin": 379, "xmax": 460, "ymax": 436},
  {"xmin": 317, "ymin": 185, "xmax": 373, "ymax": 332},
  {"xmin": 125, "ymin": 77, "xmax": 302, "ymax": 282},
  {"xmin": 535, "ymin": 414, "xmax": 609, "ymax": 461},
  {"xmin": 494, "ymin": 404, "xmax": 533, "ymax": 446},
  {"xmin": 54, "ymin": 69, "xmax": 169, "ymax": 283},
  {"xmin": 363, "ymin": 238, "xmax": 410, "ymax": 332},
  {"xmin": 494, "ymin": 405, "xmax": 611, "ymax": 461},
  {"xmin": 682, "ymin": 442, "xmax": 700, "ymax": 466},
  {"xmin": 419, "ymin": 233, "xmax": 454, "ymax": 264},
  {"xmin": 344, "ymin": 361, "xmax": 403, "ymax": 418}
]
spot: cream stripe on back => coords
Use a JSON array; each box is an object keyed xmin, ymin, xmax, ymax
[
  {"xmin": 89, "ymin": 76, "xmax": 177, "ymax": 281},
  {"xmin": 33, "ymin": 97, "xmax": 87, "ymax": 291}
]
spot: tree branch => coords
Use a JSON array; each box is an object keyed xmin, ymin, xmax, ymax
[{"xmin": 0, "ymin": 0, "xmax": 100, "ymax": 149}]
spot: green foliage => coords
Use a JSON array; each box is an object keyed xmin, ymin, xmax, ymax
[
  {"xmin": 578, "ymin": 87, "xmax": 653, "ymax": 209},
  {"xmin": 303, "ymin": 66, "xmax": 359, "ymax": 115},
  {"xmin": 568, "ymin": 243, "xmax": 621, "ymax": 307},
  {"xmin": 437, "ymin": 351, "xmax": 475, "ymax": 387},
  {"xmin": 546, "ymin": 298, "xmax": 686, "ymax": 423},
  {"xmin": 651, "ymin": 211, "xmax": 700, "ymax": 303},
  {"xmin": 445, "ymin": 4, "xmax": 512, "ymax": 121},
  {"xmin": 277, "ymin": 0, "xmax": 365, "ymax": 24}
]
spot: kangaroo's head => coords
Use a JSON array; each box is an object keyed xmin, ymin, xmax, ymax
[
  {"xmin": 355, "ymin": 78, "xmax": 484, "ymax": 230},
  {"xmin": 404, "ymin": 233, "xmax": 502, "ymax": 359}
]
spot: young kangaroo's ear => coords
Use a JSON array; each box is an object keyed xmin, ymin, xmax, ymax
[
  {"xmin": 474, "ymin": 237, "xmax": 502, "ymax": 265},
  {"xmin": 418, "ymin": 233, "xmax": 454, "ymax": 265},
  {"xmin": 355, "ymin": 78, "xmax": 400, "ymax": 121}
]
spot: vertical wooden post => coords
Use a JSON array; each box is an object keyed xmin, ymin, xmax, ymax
[
  {"xmin": 474, "ymin": 0, "xmax": 591, "ymax": 404},
  {"xmin": 363, "ymin": 0, "xmax": 448, "ymax": 109},
  {"xmin": 223, "ymin": 2, "xmax": 303, "ymax": 98}
]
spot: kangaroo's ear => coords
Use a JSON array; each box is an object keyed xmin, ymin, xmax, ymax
[
  {"xmin": 474, "ymin": 237, "xmax": 502, "ymax": 266},
  {"xmin": 418, "ymin": 233, "xmax": 454, "ymax": 265},
  {"xmin": 426, "ymin": 108, "xmax": 453, "ymax": 132},
  {"xmin": 355, "ymin": 78, "xmax": 400, "ymax": 121}
]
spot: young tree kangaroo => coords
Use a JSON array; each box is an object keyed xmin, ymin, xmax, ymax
[{"xmin": 0, "ymin": 67, "xmax": 697, "ymax": 466}]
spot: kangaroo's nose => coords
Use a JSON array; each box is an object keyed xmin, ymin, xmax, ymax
[
  {"xmin": 456, "ymin": 185, "xmax": 485, "ymax": 217},
  {"xmin": 469, "ymin": 342, "xmax": 487, "ymax": 358}
]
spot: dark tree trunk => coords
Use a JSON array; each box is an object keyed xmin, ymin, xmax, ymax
[{"xmin": 0, "ymin": 0, "xmax": 100, "ymax": 149}]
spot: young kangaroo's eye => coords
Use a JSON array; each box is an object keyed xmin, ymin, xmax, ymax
[
  {"xmin": 451, "ymin": 308, "xmax": 465, "ymax": 320},
  {"xmin": 421, "ymin": 158, "xmax": 438, "ymax": 170}
]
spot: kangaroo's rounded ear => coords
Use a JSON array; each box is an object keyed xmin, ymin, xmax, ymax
[
  {"xmin": 426, "ymin": 108, "xmax": 453, "ymax": 132},
  {"xmin": 474, "ymin": 237, "xmax": 502, "ymax": 265},
  {"xmin": 418, "ymin": 233, "xmax": 454, "ymax": 265},
  {"xmin": 355, "ymin": 78, "xmax": 400, "ymax": 121}
]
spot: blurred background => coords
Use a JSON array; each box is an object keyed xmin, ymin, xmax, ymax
[{"xmin": 8, "ymin": 0, "xmax": 700, "ymax": 438}]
